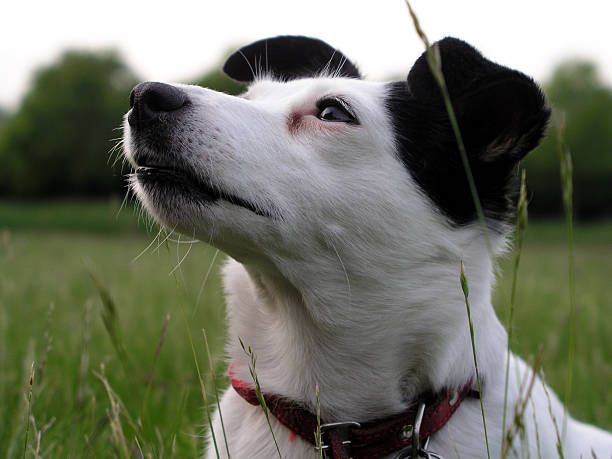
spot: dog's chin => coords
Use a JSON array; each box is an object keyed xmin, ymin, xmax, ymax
[
  {"xmin": 130, "ymin": 174, "xmax": 210, "ymax": 235},
  {"xmin": 130, "ymin": 165, "xmax": 274, "ymax": 236}
]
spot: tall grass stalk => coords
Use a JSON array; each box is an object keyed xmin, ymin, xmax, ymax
[
  {"xmin": 501, "ymin": 169, "xmax": 528, "ymax": 454},
  {"xmin": 404, "ymin": 0, "xmax": 492, "ymax": 255},
  {"xmin": 460, "ymin": 261, "xmax": 491, "ymax": 459},
  {"xmin": 556, "ymin": 115, "xmax": 576, "ymax": 434},
  {"xmin": 93, "ymin": 364, "xmax": 131, "ymax": 458},
  {"xmin": 31, "ymin": 415, "xmax": 56, "ymax": 458},
  {"xmin": 87, "ymin": 268, "xmax": 130, "ymax": 372},
  {"xmin": 140, "ymin": 313, "xmax": 170, "ymax": 423},
  {"xmin": 501, "ymin": 354, "xmax": 542, "ymax": 458},
  {"xmin": 76, "ymin": 301, "xmax": 93, "ymax": 407},
  {"xmin": 36, "ymin": 302, "xmax": 54, "ymax": 384},
  {"xmin": 405, "ymin": 2, "xmax": 493, "ymax": 455},
  {"xmin": 169, "ymin": 270, "xmax": 221, "ymax": 459},
  {"xmin": 239, "ymin": 338, "xmax": 283, "ymax": 459},
  {"xmin": 203, "ymin": 328, "xmax": 231, "ymax": 458},
  {"xmin": 23, "ymin": 362, "xmax": 35, "ymax": 459},
  {"xmin": 530, "ymin": 399, "xmax": 543, "ymax": 459},
  {"xmin": 543, "ymin": 377, "xmax": 565, "ymax": 459}
]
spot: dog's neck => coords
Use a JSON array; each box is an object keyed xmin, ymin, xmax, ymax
[{"xmin": 223, "ymin": 232, "xmax": 508, "ymax": 422}]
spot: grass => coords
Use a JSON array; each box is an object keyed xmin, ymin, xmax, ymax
[
  {"xmin": 0, "ymin": 202, "xmax": 228, "ymax": 457},
  {"xmin": 0, "ymin": 200, "xmax": 611, "ymax": 456}
]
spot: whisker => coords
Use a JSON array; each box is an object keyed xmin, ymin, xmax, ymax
[
  {"xmin": 238, "ymin": 50, "xmax": 257, "ymax": 81},
  {"xmin": 328, "ymin": 239, "xmax": 351, "ymax": 308},
  {"xmin": 167, "ymin": 237, "xmax": 200, "ymax": 244},
  {"xmin": 153, "ymin": 227, "xmax": 176, "ymax": 255},
  {"xmin": 169, "ymin": 232, "xmax": 196, "ymax": 276},
  {"xmin": 193, "ymin": 248, "xmax": 220, "ymax": 318},
  {"xmin": 132, "ymin": 227, "xmax": 164, "ymax": 263}
]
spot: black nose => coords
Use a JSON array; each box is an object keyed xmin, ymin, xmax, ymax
[{"xmin": 128, "ymin": 82, "xmax": 188, "ymax": 127}]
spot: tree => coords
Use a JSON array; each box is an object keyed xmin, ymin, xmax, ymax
[
  {"xmin": 191, "ymin": 68, "xmax": 244, "ymax": 96},
  {"xmin": 0, "ymin": 50, "xmax": 137, "ymax": 197},
  {"xmin": 525, "ymin": 61, "xmax": 612, "ymax": 218}
]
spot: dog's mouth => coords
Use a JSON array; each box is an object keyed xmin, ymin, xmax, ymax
[{"xmin": 135, "ymin": 165, "xmax": 272, "ymax": 218}]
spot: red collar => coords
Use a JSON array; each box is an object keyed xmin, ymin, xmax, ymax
[{"xmin": 230, "ymin": 372, "xmax": 477, "ymax": 459}]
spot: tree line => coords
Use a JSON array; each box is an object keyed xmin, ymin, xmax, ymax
[{"xmin": 0, "ymin": 50, "xmax": 610, "ymax": 219}]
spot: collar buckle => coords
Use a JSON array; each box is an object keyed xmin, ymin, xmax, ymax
[
  {"xmin": 392, "ymin": 402, "xmax": 443, "ymax": 459},
  {"xmin": 315, "ymin": 421, "xmax": 361, "ymax": 458}
]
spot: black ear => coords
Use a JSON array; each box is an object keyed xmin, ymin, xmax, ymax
[
  {"xmin": 387, "ymin": 37, "xmax": 550, "ymax": 226},
  {"xmin": 223, "ymin": 36, "xmax": 360, "ymax": 83},
  {"xmin": 407, "ymin": 37, "xmax": 549, "ymax": 162}
]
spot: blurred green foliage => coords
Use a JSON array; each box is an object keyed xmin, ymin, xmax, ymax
[
  {"xmin": 525, "ymin": 61, "xmax": 612, "ymax": 218},
  {"xmin": 192, "ymin": 68, "xmax": 245, "ymax": 96},
  {"xmin": 0, "ymin": 51, "xmax": 137, "ymax": 197}
]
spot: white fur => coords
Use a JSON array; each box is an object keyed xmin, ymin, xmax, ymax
[{"xmin": 124, "ymin": 76, "xmax": 612, "ymax": 458}]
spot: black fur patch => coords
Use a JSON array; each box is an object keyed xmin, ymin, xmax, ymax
[
  {"xmin": 387, "ymin": 37, "xmax": 550, "ymax": 227},
  {"xmin": 223, "ymin": 36, "xmax": 360, "ymax": 82}
]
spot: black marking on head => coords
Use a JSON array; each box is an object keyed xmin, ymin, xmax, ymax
[
  {"xmin": 223, "ymin": 36, "xmax": 360, "ymax": 83},
  {"xmin": 387, "ymin": 37, "xmax": 550, "ymax": 227}
]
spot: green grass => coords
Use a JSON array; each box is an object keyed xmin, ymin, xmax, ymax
[
  {"xmin": 494, "ymin": 223, "xmax": 612, "ymax": 429},
  {"xmin": 0, "ymin": 201, "xmax": 611, "ymax": 456},
  {"xmin": 1, "ymin": 201, "xmax": 228, "ymax": 457},
  {"xmin": 0, "ymin": 199, "xmax": 147, "ymax": 234}
]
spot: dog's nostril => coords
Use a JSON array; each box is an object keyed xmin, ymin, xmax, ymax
[{"xmin": 128, "ymin": 82, "xmax": 188, "ymax": 127}]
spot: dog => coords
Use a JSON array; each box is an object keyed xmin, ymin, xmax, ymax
[{"xmin": 123, "ymin": 36, "xmax": 612, "ymax": 458}]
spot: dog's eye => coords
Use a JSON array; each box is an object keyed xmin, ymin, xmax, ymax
[{"xmin": 317, "ymin": 98, "xmax": 357, "ymax": 124}]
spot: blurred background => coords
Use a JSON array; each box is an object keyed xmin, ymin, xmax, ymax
[
  {"xmin": 1, "ymin": 0, "xmax": 612, "ymax": 217},
  {"xmin": 1, "ymin": 1, "xmax": 610, "ymax": 457}
]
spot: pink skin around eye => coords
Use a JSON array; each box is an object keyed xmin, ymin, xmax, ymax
[{"xmin": 287, "ymin": 103, "xmax": 353, "ymax": 136}]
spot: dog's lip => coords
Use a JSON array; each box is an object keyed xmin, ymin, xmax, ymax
[{"xmin": 135, "ymin": 165, "xmax": 273, "ymax": 218}]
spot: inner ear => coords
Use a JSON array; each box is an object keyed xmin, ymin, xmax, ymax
[
  {"xmin": 223, "ymin": 36, "xmax": 360, "ymax": 83},
  {"xmin": 456, "ymin": 77, "xmax": 549, "ymax": 162}
]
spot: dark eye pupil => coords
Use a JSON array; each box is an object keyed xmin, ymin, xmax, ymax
[{"xmin": 320, "ymin": 105, "xmax": 350, "ymax": 122}]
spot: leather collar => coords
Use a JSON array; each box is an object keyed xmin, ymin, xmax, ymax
[{"xmin": 230, "ymin": 370, "xmax": 477, "ymax": 459}]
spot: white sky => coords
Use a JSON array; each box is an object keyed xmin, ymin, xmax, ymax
[{"xmin": 1, "ymin": 0, "xmax": 611, "ymax": 109}]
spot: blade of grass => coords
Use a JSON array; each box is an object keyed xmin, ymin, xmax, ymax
[
  {"xmin": 138, "ymin": 226, "xmax": 220, "ymax": 457},
  {"xmin": 530, "ymin": 398, "xmax": 543, "ymax": 459},
  {"xmin": 501, "ymin": 169, "xmax": 528, "ymax": 455},
  {"xmin": 203, "ymin": 328, "xmax": 231, "ymax": 458},
  {"xmin": 542, "ymin": 373, "xmax": 565, "ymax": 459},
  {"xmin": 239, "ymin": 338, "xmax": 282, "ymax": 459},
  {"xmin": 23, "ymin": 361, "xmax": 35, "ymax": 459},
  {"xmin": 139, "ymin": 313, "xmax": 170, "ymax": 424},
  {"xmin": 87, "ymin": 268, "xmax": 130, "ymax": 372},
  {"xmin": 36, "ymin": 302, "xmax": 54, "ymax": 385},
  {"xmin": 404, "ymin": 0, "xmax": 492, "ymax": 255},
  {"xmin": 167, "ymin": 262, "xmax": 221, "ymax": 458},
  {"xmin": 501, "ymin": 353, "xmax": 542, "ymax": 457},
  {"xmin": 556, "ymin": 114, "xmax": 576, "ymax": 436},
  {"xmin": 93, "ymin": 364, "xmax": 130, "ymax": 459},
  {"xmin": 460, "ymin": 261, "xmax": 491, "ymax": 459}
]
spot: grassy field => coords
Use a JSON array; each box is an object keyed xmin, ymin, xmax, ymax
[{"xmin": 0, "ymin": 201, "xmax": 610, "ymax": 457}]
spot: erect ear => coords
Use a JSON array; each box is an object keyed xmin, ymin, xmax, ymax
[
  {"xmin": 407, "ymin": 37, "xmax": 549, "ymax": 163},
  {"xmin": 223, "ymin": 36, "xmax": 360, "ymax": 83},
  {"xmin": 387, "ymin": 37, "xmax": 550, "ymax": 226}
]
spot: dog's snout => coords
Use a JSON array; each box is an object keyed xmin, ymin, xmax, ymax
[{"xmin": 128, "ymin": 82, "xmax": 188, "ymax": 127}]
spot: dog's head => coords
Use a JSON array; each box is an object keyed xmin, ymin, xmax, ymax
[{"xmin": 123, "ymin": 36, "xmax": 548, "ymax": 300}]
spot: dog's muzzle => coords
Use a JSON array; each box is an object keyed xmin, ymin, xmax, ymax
[{"xmin": 128, "ymin": 82, "xmax": 188, "ymax": 127}]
